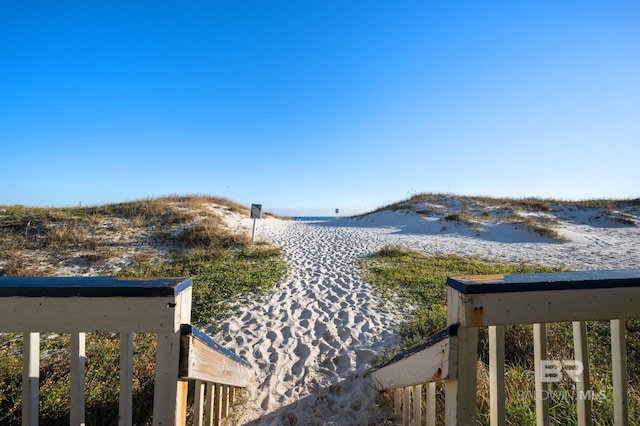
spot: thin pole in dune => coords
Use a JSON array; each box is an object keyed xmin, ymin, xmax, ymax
[{"xmin": 250, "ymin": 204, "xmax": 262, "ymax": 242}]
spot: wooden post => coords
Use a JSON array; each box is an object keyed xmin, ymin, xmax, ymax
[
  {"xmin": 444, "ymin": 326, "xmax": 478, "ymax": 425},
  {"xmin": 573, "ymin": 321, "xmax": 592, "ymax": 426},
  {"xmin": 394, "ymin": 388, "xmax": 401, "ymax": 417},
  {"xmin": 611, "ymin": 319, "xmax": 628, "ymax": 425},
  {"xmin": 533, "ymin": 323, "xmax": 549, "ymax": 426},
  {"xmin": 119, "ymin": 332, "xmax": 134, "ymax": 426},
  {"xmin": 71, "ymin": 332, "xmax": 86, "ymax": 426},
  {"xmin": 153, "ymin": 331, "xmax": 185, "ymax": 426},
  {"xmin": 22, "ymin": 332, "xmax": 39, "ymax": 426},
  {"xmin": 489, "ymin": 325, "xmax": 506, "ymax": 426}
]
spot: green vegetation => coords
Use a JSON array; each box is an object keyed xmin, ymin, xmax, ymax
[
  {"xmin": 360, "ymin": 245, "xmax": 640, "ymax": 424},
  {"xmin": 119, "ymin": 244, "xmax": 285, "ymax": 328},
  {"xmin": 0, "ymin": 196, "xmax": 286, "ymax": 425}
]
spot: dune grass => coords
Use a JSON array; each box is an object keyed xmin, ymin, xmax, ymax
[
  {"xmin": 361, "ymin": 193, "xmax": 639, "ymax": 231},
  {"xmin": 0, "ymin": 196, "xmax": 286, "ymax": 425},
  {"xmin": 359, "ymin": 245, "xmax": 640, "ymax": 424}
]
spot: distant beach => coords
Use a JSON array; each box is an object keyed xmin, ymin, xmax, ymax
[{"xmin": 291, "ymin": 216, "xmax": 336, "ymax": 221}]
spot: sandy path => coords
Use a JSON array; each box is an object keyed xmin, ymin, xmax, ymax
[{"xmin": 214, "ymin": 220, "xmax": 402, "ymax": 425}]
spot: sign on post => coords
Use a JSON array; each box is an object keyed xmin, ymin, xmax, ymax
[
  {"xmin": 250, "ymin": 204, "xmax": 262, "ymax": 241},
  {"xmin": 251, "ymin": 204, "xmax": 262, "ymax": 219}
]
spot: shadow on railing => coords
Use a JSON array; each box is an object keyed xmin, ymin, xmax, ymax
[
  {"xmin": 0, "ymin": 277, "xmax": 251, "ymax": 425},
  {"xmin": 370, "ymin": 269, "xmax": 640, "ymax": 425}
]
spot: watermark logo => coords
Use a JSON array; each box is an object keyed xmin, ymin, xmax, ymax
[
  {"xmin": 514, "ymin": 359, "xmax": 609, "ymax": 402},
  {"xmin": 539, "ymin": 360, "xmax": 583, "ymax": 383}
]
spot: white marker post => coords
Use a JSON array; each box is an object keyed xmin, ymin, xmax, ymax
[
  {"xmin": 335, "ymin": 208, "xmax": 339, "ymax": 220},
  {"xmin": 250, "ymin": 204, "xmax": 262, "ymax": 242}
]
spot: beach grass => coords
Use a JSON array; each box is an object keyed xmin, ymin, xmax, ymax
[{"xmin": 360, "ymin": 246, "xmax": 640, "ymax": 424}]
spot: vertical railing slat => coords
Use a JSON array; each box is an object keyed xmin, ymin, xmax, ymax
[
  {"xmin": 413, "ymin": 384, "xmax": 422, "ymax": 426},
  {"xmin": 221, "ymin": 384, "xmax": 229, "ymax": 418},
  {"xmin": 489, "ymin": 325, "xmax": 506, "ymax": 426},
  {"xmin": 403, "ymin": 386, "xmax": 410, "ymax": 425},
  {"xmin": 22, "ymin": 332, "xmax": 40, "ymax": 426},
  {"xmin": 533, "ymin": 323, "xmax": 550, "ymax": 426},
  {"xmin": 204, "ymin": 382, "xmax": 214, "ymax": 426},
  {"xmin": 193, "ymin": 380, "xmax": 206, "ymax": 426},
  {"xmin": 214, "ymin": 383, "xmax": 223, "ymax": 425},
  {"xmin": 119, "ymin": 332, "xmax": 134, "ymax": 426},
  {"xmin": 70, "ymin": 332, "xmax": 86, "ymax": 426},
  {"xmin": 426, "ymin": 382, "xmax": 436, "ymax": 426},
  {"xmin": 573, "ymin": 321, "xmax": 592, "ymax": 426},
  {"xmin": 230, "ymin": 386, "xmax": 236, "ymax": 406},
  {"xmin": 611, "ymin": 319, "xmax": 629, "ymax": 425},
  {"xmin": 394, "ymin": 388, "xmax": 401, "ymax": 417}
]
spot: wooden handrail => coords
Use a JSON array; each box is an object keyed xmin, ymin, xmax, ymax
[
  {"xmin": 372, "ymin": 269, "xmax": 640, "ymax": 426},
  {"xmin": 0, "ymin": 277, "xmax": 251, "ymax": 425}
]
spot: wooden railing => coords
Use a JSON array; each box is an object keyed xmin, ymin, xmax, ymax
[
  {"xmin": 370, "ymin": 269, "xmax": 640, "ymax": 425},
  {"xmin": 0, "ymin": 277, "xmax": 251, "ymax": 425}
]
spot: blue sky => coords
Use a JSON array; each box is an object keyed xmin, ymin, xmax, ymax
[{"xmin": 2, "ymin": 1, "xmax": 639, "ymax": 216}]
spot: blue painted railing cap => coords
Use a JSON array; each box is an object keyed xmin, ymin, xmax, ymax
[
  {"xmin": 0, "ymin": 276, "xmax": 192, "ymax": 297},
  {"xmin": 447, "ymin": 269, "xmax": 640, "ymax": 294}
]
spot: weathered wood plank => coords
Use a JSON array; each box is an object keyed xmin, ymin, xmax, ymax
[
  {"xmin": 489, "ymin": 325, "xmax": 505, "ymax": 426},
  {"xmin": 0, "ymin": 297, "xmax": 183, "ymax": 333},
  {"xmin": 119, "ymin": 332, "xmax": 134, "ymax": 426},
  {"xmin": 448, "ymin": 270, "xmax": 640, "ymax": 294},
  {"xmin": 22, "ymin": 332, "xmax": 39, "ymax": 426},
  {"xmin": 611, "ymin": 319, "xmax": 628, "ymax": 425},
  {"xmin": 413, "ymin": 384, "xmax": 422, "ymax": 426},
  {"xmin": 452, "ymin": 286, "xmax": 640, "ymax": 327},
  {"xmin": 534, "ymin": 323, "xmax": 550, "ymax": 426},
  {"xmin": 204, "ymin": 382, "xmax": 214, "ymax": 426},
  {"xmin": 371, "ymin": 326, "xmax": 457, "ymax": 390},
  {"xmin": 444, "ymin": 326, "xmax": 478, "ymax": 425},
  {"xmin": 70, "ymin": 332, "xmax": 86, "ymax": 426},
  {"xmin": 426, "ymin": 382, "xmax": 436, "ymax": 426},
  {"xmin": 193, "ymin": 380, "xmax": 205, "ymax": 426},
  {"xmin": 179, "ymin": 326, "xmax": 251, "ymax": 388},
  {"xmin": 573, "ymin": 321, "xmax": 592, "ymax": 426},
  {"xmin": 153, "ymin": 331, "xmax": 184, "ymax": 426},
  {"xmin": 394, "ymin": 389, "xmax": 401, "ymax": 418},
  {"xmin": 403, "ymin": 386, "xmax": 410, "ymax": 426}
]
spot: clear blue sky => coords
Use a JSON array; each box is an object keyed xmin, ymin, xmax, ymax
[{"xmin": 2, "ymin": 1, "xmax": 639, "ymax": 216}]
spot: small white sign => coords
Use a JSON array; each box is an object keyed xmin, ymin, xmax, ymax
[{"xmin": 250, "ymin": 204, "xmax": 262, "ymax": 219}]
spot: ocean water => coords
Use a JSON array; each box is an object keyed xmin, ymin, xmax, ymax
[{"xmin": 292, "ymin": 216, "xmax": 336, "ymax": 221}]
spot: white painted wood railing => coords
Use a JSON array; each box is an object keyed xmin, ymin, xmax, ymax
[
  {"xmin": 0, "ymin": 277, "xmax": 251, "ymax": 426},
  {"xmin": 370, "ymin": 269, "xmax": 640, "ymax": 425}
]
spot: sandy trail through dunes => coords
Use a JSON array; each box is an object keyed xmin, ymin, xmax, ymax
[{"xmin": 214, "ymin": 220, "xmax": 402, "ymax": 425}]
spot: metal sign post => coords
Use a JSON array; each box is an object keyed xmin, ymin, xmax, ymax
[{"xmin": 250, "ymin": 204, "xmax": 262, "ymax": 242}]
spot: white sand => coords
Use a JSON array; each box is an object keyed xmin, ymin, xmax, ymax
[{"xmin": 217, "ymin": 206, "xmax": 640, "ymax": 425}]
